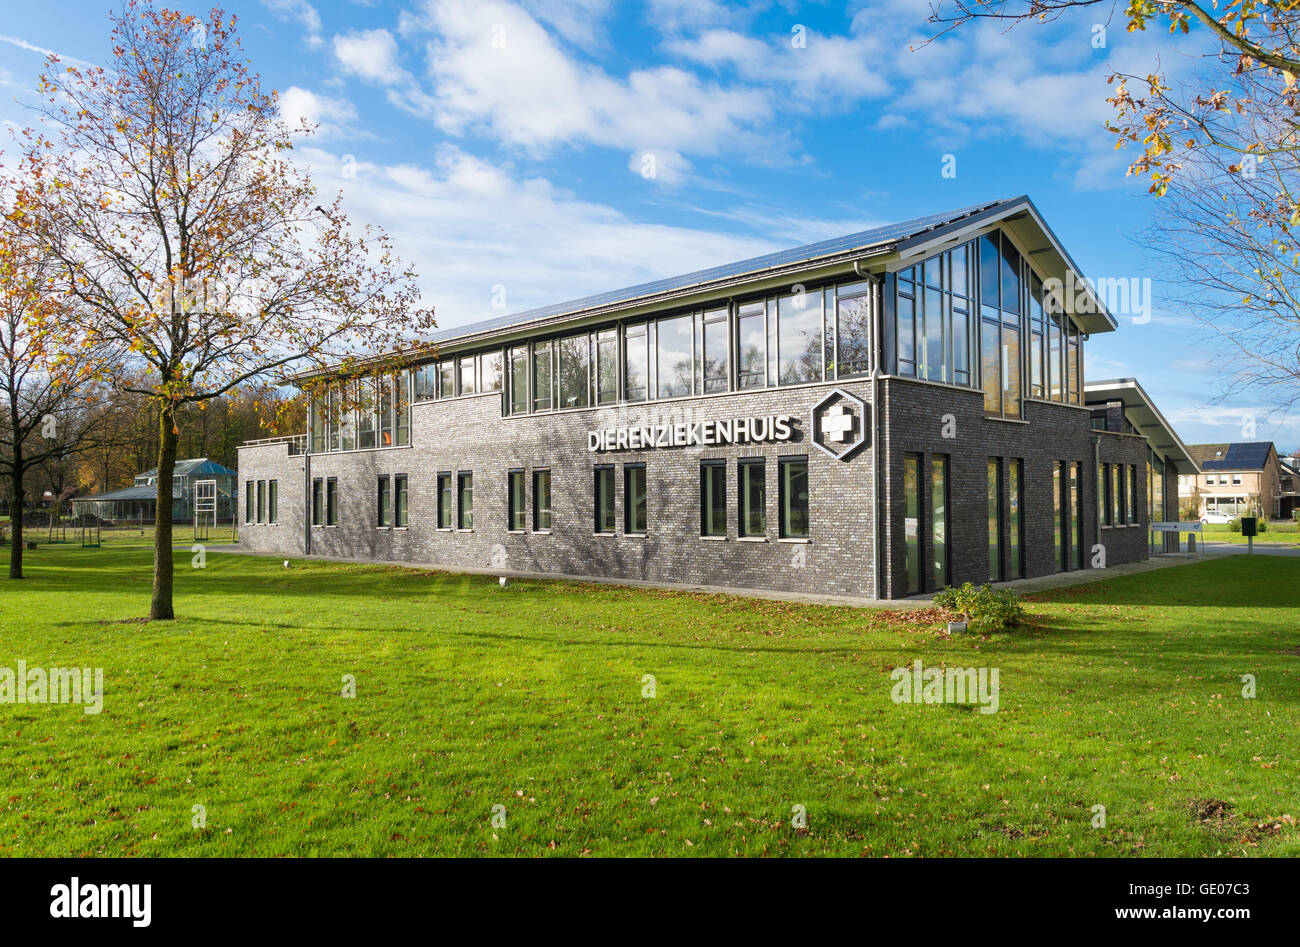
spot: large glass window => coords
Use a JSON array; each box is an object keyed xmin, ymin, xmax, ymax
[
  {"xmin": 623, "ymin": 324, "xmax": 648, "ymax": 402},
  {"xmin": 1067, "ymin": 328, "xmax": 1082, "ymax": 405},
  {"xmin": 905, "ymin": 454, "xmax": 921, "ymax": 594},
  {"xmin": 777, "ymin": 291, "xmax": 821, "ymax": 385},
  {"xmin": 594, "ymin": 466, "xmax": 615, "ymax": 533},
  {"xmin": 395, "ymin": 475, "xmax": 407, "ymax": 527},
  {"xmin": 656, "ymin": 314, "xmax": 693, "ymax": 399},
  {"xmin": 481, "ymin": 351, "xmax": 503, "ymax": 392},
  {"xmin": 558, "ymin": 333, "xmax": 590, "ymax": 409},
  {"xmin": 310, "ymin": 398, "xmax": 326, "ymax": 452},
  {"xmin": 1008, "ymin": 459, "xmax": 1022, "ymax": 579},
  {"xmin": 378, "ymin": 377, "xmax": 394, "ymax": 447},
  {"xmin": 508, "ymin": 470, "xmax": 525, "ymax": 531},
  {"xmin": 981, "ymin": 319, "xmax": 1000, "ymax": 414},
  {"xmin": 438, "ymin": 361, "xmax": 454, "ymax": 399},
  {"xmin": 932, "ymin": 455, "xmax": 949, "ymax": 589},
  {"xmin": 624, "ymin": 464, "xmax": 647, "ymax": 535},
  {"xmin": 739, "ymin": 458, "xmax": 766, "ymax": 537},
  {"xmin": 1001, "ymin": 323, "xmax": 1021, "ymax": 418},
  {"xmin": 457, "ymin": 472, "xmax": 473, "ymax": 529},
  {"xmin": 779, "ymin": 457, "xmax": 809, "ymax": 539},
  {"xmin": 458, "ymin": 356, "xmax": 476, "ymax": 396},
  {"xmin": 533, "ymin": 469, "xmax": 552, "ymax": 531},
  {"xmin": 437, "ymin": 472, "xmax": 452, "ymax": 529},
  {"xmin": 532, "ymin": 341, "xmax": 553, "ymax": 412},
  {"xmin": 736, "ymin": 301, "xmax": 766, "ymax": 390},
  {"xmin": 896, "ymin": 277, "xmax": 917, "ymax": 377},
  {"xmin": 702, "ymin": 308, "xmax": 729, "ymax": 393},
  {"xmin": 701, "ymin": 461, "xmax": 726, "ymax": 537},
  {"xmin": 987, "ymin": 458, "xmax": 1001, "ymax": 581},
  {"xmin": 836, "ymin": 290, "xmax": 871, "ymax": 378},
  {"xmin": 509, "ymin": 346, "xmax": 528, "ymax": 414},
  {"xmin": 595, "ymin": 329, "xmax": 619, "ymax": 404},
  {"xmin": 413, "ymin": 364, "xmax": 436, "ymax": 402}
]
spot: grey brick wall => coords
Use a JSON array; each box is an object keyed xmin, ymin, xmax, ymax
[{"xmin": 238, "ymin": 375, "xmax": 1155, "ymax": 599}]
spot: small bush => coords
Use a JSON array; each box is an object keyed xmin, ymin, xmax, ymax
[
  {"xmin": 1258, "ymin": 518, "xmax": 1269, "ymax": 533},
  {"xmin": 1228, "ymin": 518, "xmax": 1242, "ymax": 533},
  {"xmin": 933, "ymin": 582, "xmax": 1026, "ymax": 634}
]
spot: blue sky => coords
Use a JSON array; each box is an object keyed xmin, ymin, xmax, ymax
[{"xmin": 1, "ymin": 0, "xmax": 1294, "ymax": 450}]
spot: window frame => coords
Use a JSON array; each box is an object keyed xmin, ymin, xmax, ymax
[
  {"xmin": 624, "ymin": 463, "xmax": 647, "ymax": 536},
  {"xmin": 700, "ymin": 460, "xmax": 727, "ymax": 537},
  {"xmin": 777, "ymin": 455, "xmax": 809, "ymax": 540}
]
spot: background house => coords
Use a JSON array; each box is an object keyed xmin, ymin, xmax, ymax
[
  {"xmin": 1178, "ymin": 442, "xmax": 1282, "ymax": 519},
  {"xmin": 71, "ymin": 457, "xmax": 238, "ymax": 525}
]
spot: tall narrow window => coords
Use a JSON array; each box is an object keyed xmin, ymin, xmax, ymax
[
  {"xmin": 394, "ymin": 475, "xmax": 408, "ymax": 527},
  {"xmin": 624, "ymin": 464, "xmax": 647, "ymax": 535},
  {"xmin": 509, "ymin": 346, "xmax": 529, "ymax": 414},
  {"xmin": 558, "ymin": 333, "xmax": 590, "ymax": 409},
  {"xmin": 311, "ymin": 478, "xmax": 322, "ymax": 527},
  {"xmin": 932, "ymin": 455, "xmax": 949, "ymax": 589},
  {"xmin": 377, "ymin": 475, "xmax": 391, "ymax": 527},
  {"xmin": 1102, "ymin": 463, "xmax": 1113, "ymax": 526},
  {"xmin": 777, "ymin": 292, "xmax": 821, "ymax": 385},
  {"xmin": 337, "ymin": 388, "xmax": 355, "ymax": 451},
  {"xmin": 735, "ymin": 301, "xmax": 767, "ymax": 390},
  {"xmin": 533, "ymin": 469, "xmax": 552, "ymax": 531},
  {"xmin": 739, "ymin": 458, "xmax": 766, "ymax": 537},
  {"xmin": 1008, "ymin": 459, "xmax": 1023, "ymax": 579},
  {"xmin": 1067, "ymin": 327, "xmax": 1081, "ymax": 405},
  {"xmin": 256, "ymin": 480, "xmax": 266, "ymax": 524},
  {"xmin": 1112, "ymin": 464, "xmax": 1122, "ymax": 527},
  {"xmin": 1128, "ymin": 465, "xmax": 1139, "ymax": 524},
  {"xmin": 247, "ymin": 481, "xmax": 256, "ymax": 525},
  {"xmin": 438, "ymin": 360, "xmax": 454, "ymax": 399},
  {"xmin": 379, "ymin": 377, "xmax": 394, "ymax": 447},
  {"xmin": 981, "ymin": 319, "xmax": 1000, "ymax": 414},
  {"xmin": 702, "ymin": 308, "xmax": 730, "ymax": 393},
  {"xmin": 896, "ymin": 272, "xmax": 916, "ymax": 376},
  {"xmin": 532, "ymin": 341, "xmax": 553, "ymax": 412},
  {"xmin": 459, "ymin": 355, "xmax": 476, "ymax": 396},
  {"xmin": 267, "ymin": 480, "xmax": 278, "ymax": 525},
  {"xmin": 310, "ymin": 397, "xmax": 326, "ymax": 453},
  {"xmin": 594, "ymin": 466, "xmax": 615, "ymax": 533},
  {"xmin": 481, "ymin": 351, "xmax": 503, "ymax": 392},
  {"xmin": 623, "ymin": 324, "xmax": 648, "ymax": 401},
  {"xmin": 1071, "ymin": 462, "xmax": 1083, "ymax": 569},
  {"xmin": 508, "ymin": 469, "xmax": 525, "ymax": 531},
  {"xmin": 437, "ymin": 472, "xmax": 452, "ymax": 528},
  {"xmin": 595, "ymin": 329, "xmax": 619, "ymax": 404},
  {"xmin": 457, "ymin": 472, "xmax": 473, "ymax": 529},
  {"xmin": 326, "ymin": 478, "xmax": 338, "ymax": 526},
  {"xmin": 987, "ymin": 458, "xmax": 1002, "ymax": 581},
  {"xmin": 1001, "ymin": 323, "xmax": 1021, "ymax": 418},
  {"xmin": 358, "ymin": 379, "xmax": 376, "ymax": 449},
  {"xmin": 701, "ymin": 461, "xmax": 726, "ymax": 537},
  {"xmin": 778, "ymin": 457, "xmax": 808, "ymax": 538},
  {"xmin": 394, "ymin": 375, "xmax": 410, "ymax": 447},
  {"xmin": 1054, "ymin": 462, "xmax": 1064, "ymax": 572},
  {"xmin": 905, "ymin": 454, "xmax": 922, "ymax": 594},
  {"xmin": 656, "ymin": 314, "xmax": 693, "ymax": 398},
  {"xmin": 836, "ymin": 290, "xmax": 871, "ymax": 378}
]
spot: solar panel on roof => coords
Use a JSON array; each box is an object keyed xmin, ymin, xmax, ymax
[{"xmin": 421, "ymin": 196, "xmax": 1024, "ymax": 347}]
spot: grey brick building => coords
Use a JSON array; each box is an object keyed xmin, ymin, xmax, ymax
[{"xmin": 237, "ymin": 196, "xmax": 1198, "ymax": 599}]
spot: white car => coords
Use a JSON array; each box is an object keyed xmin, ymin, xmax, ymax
[{"xmin": 1200, "ymin": 510, "xmax": 1238, "ymax": 525}]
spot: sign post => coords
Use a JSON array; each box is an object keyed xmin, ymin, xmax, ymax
[{"xmin": 1151, "ymin": 521, "xmax": 1203, "ymax": 557}]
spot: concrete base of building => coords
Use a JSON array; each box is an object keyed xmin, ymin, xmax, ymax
[{"xmin": 210, "ymin": 544, "xmax": 1208, "ymax": 611}]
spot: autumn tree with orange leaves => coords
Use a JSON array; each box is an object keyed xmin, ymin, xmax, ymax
[
  {"xmin": 9, "ymin": 3, "xmax": 434, "ymax": 619},
  {"xmin": 930, "ymin": 0, "xmax": 1300, "ymax": 408}
]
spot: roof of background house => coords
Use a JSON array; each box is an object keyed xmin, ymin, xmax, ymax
[
  {"xmin": 1083, "ymin": 378, "xmax": 1199, "ymax": 474},
  {"xmin": 134, "ymin": 458, "xmax": 237, "ymax": 480},
  {"xmin": 295, "ymin": 194, "xmax": 1117, "ymax": 381},
  {"xmin": 1186, "ymin": 442, "xmax": 1277, "ymax": 471}
]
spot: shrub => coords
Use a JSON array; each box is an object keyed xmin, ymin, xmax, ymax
[
  {"xmin": 933, "ymin": 582, "xmax": 1027, "ymax": 634},
  {"xmin": 1258, "ymin": 518, "xmax": 1269, "ymax": 533},
  {"xmin": 1228, "ymin": 518, "xmax": 1242, "ymax": 533}
]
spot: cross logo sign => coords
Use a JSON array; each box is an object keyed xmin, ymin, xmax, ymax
[{"xmin": 820, "ymin": 404, "xmax": 854, "ymax": 442}]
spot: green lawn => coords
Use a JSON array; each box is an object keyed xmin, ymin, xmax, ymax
[
  {"xmin": 1201, "ymin": 523, "xmax": 1300, "ymax": 545},
  {"xmin": 2, "ymin": 546, "xmax": 1297, "ymax": 857}
]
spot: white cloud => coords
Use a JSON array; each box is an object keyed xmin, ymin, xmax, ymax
[
  {"xmin": 294, "ymin": 144, "xmax": 808, "ymax": 330},
  {"xmin": 391, "ymin": 0, "xmax": 777, "ymax": 182},
  {"xmin": 278, "ymin": 87, "xmax": 359, "ymax": 138},
  {"xmin": 259, "ymin": 0, "xmax": 324, "ymax": 49},
  {"xmin": 332, "ymin": 29, "xmax": 407, "ymax": 85}
]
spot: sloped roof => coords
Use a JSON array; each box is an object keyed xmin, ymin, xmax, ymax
[
  {"xmin": 134, "ymin": 457, "xmax": 237, "ymax": 480},
  {"xmin": 294, "ymin": 194, "xmax": 1116, "ymax": 381},
  {"xmin": 1187, "ymin": 442, "xmax": 1276, "ymax": 471},
  {"xmin": 1083, "ymin": 378, "xmax": 1199, "ymax": 474}
]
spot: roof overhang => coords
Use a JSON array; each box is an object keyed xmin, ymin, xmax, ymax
[{"xmin": 1084, "ymin": 377, "xmax": 1199, "ymax": 474}]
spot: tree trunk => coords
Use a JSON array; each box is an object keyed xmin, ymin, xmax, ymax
[
  {"xmin": 8, "ymin": 465, "xmax": 23, "ymax": 580},
  {"xmin": 150, "ymin": 403, "xmax": 178, "ymax": 620}
]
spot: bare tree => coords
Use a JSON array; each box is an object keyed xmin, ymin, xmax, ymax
[{"xmin": 10, "ymin": 3, "xmax": 434, "ymax": 618}]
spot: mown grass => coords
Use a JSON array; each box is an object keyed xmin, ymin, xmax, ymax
[
  {"xmin": 1201, "ymin": 523, "xmax": 1300, "ymax": 545},
  {"xmin": 1, "ymin": 546, "xmax": 1297, "ymax": 857}
]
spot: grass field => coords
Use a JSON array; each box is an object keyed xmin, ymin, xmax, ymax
[
  {"xmin": 1201, "ymin": 523, "xmax": 1300, "ymax": 545},
  {"xmin": 2, "ymin": 545, "xmax": 1297, "ymax": 857}
]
